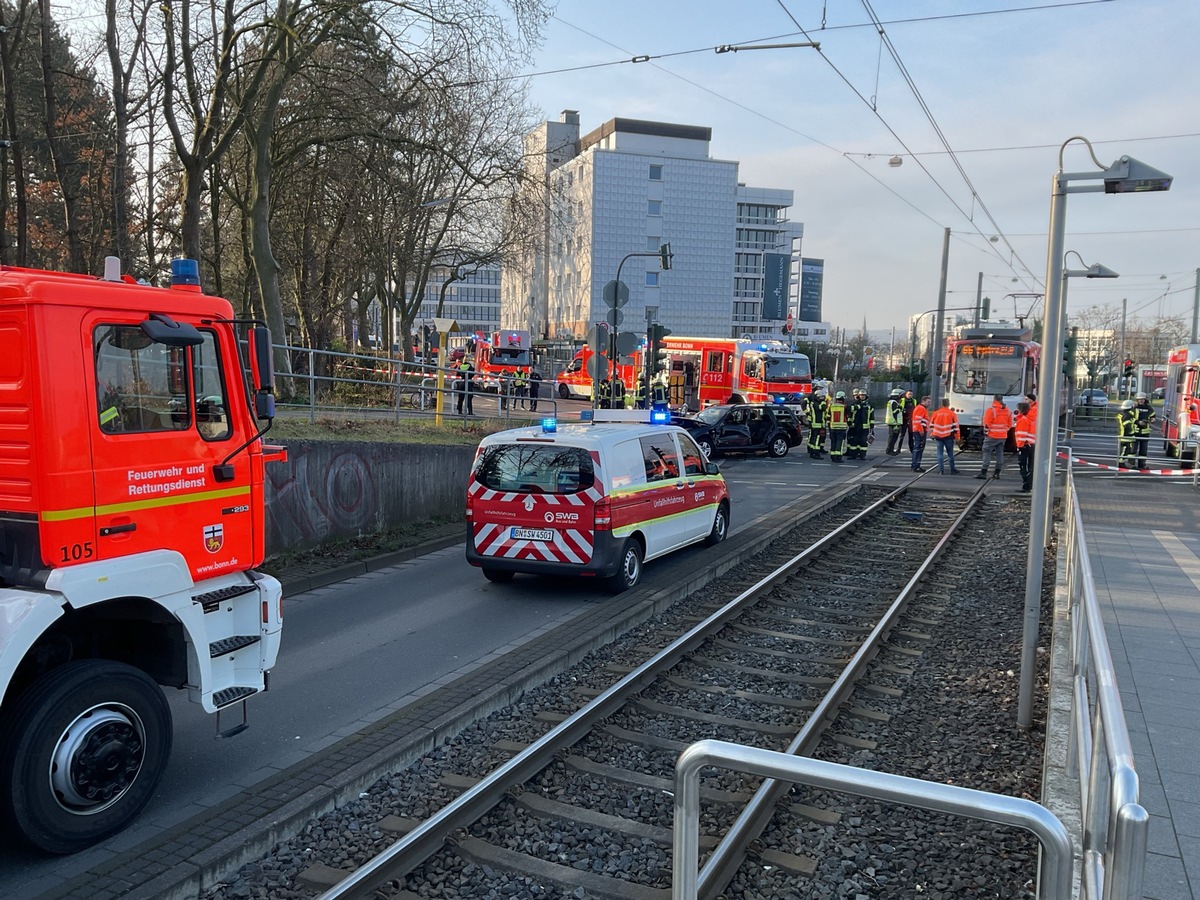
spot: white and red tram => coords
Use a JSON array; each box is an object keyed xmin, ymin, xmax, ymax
[{"xmin": 943, "ymin": 326, "xmax": 1041, "ymax": 448}]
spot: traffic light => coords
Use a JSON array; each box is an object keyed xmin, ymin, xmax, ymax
[
  {"xmin": 980, "ymin": 296, "xmax": 990, "ymax": 320},
  {"xmin": 1123, "ymin": 358, "xmax": 1134, "ymax": 377},
  {"xmin": 1063, "ymin": 335, "xmax": 1078, "ymax": 375},
  {"xmin": 659, "ymin": 242, "xmax": 672, "ymax": 271},
  {"xmin": 649, "ymin": 323, "xmax": 672, "ymax": 373}
]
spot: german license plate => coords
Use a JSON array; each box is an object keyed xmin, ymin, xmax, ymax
[{"xmin": 511, "ymin": 527, "xmax": 554, "ymax": 541}]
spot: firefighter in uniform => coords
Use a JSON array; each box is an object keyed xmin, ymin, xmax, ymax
[
  {"xmin": 884, "ymin": 388, "xmax": 904, "ymax": 455},
  {"xmin": 846, "ymin": 388, "xmax": 874, "ymax": 459},
  {"xmin": 514, "ymin": 368, "xmax": 528, "ymax": 408},
  {"xmin": 455, "ymin": 358, "xmax": 475, "ymax": 416},
  {"xmin": 1132, "ymin": 391, "xmax": 1155, "ymax": 469},
  {"xmin": 596, "ymin": 376, "xmax": 612, "ymax": 409},
  {"xmin": 1116, "ymin": 398, "xmax": 1137, "ymax": 467},
  {"xmin": 608, "ymin": 376, "xmax": 626, "ymax": 410},
  {"xmin": 806, "ymin": 390, "xmax": 828, "ymax": 458},
  {"xmin": 826, "ymin": 391, "xmax": 850, "ymax": 462},
  {"xmin": 651, "ymin": 370, "xmax": 670, "ymax": 409},
  {"xmin": 634, "ymin": 377, "xmax": 648, "ymax": 410}
]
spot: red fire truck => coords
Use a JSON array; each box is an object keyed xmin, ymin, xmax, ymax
[
  {"xmin": 0, "ymin": 258, "xmax": 285, "ymax": 853},
  {"xmin": 1162, "ymin": 343, "xmax": 1200, "ymax": 466},
  {"xmin": 555, "ymin": 337, "xmax": 811, "ymax": 409},
  {"xmin": 469, "ymin": 329, "xmax": 532, "ymax": 392}
]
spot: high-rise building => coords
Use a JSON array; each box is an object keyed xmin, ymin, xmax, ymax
[{"xmin": 502, "ymin": 112, "xmax": 806, "ymax": 342}]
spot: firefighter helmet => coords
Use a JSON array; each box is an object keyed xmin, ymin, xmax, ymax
[
  {"xmin": 1121, "ymin": 399, "xmax": 1135, "ymax": 409},
  {"xmin": 835, "ymin": 390, "xmax": 846, "ymax": 400},
  {"xmin": 889, "ymin": 388, "xmax": 902, "ymax": 397},
  {"xmin": 1135, "ymin": 392, "xmax": 1148, "ymax": 401}
]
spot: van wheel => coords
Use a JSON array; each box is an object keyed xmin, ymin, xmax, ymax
[
  {"xmin": 607, "ymin": 540, "xmax": 642, "ymax": 594},
  {"xmin": 481, "ymin": 567, "xmax": 514, "ymax": 583},
  {"xmin": 705, "ymin": 502, "xmax": 729, "ymax": 546},
  {"xmin": 768, "ymin": 435, "xmax": 790, "ymax": 458},
  {"xmin": 558, "ymin": 383, "xmax": 571, "ymax": 399},
  {"xmin": 0, "ymin": 660, "xmax": 172, "ymax": 854}
]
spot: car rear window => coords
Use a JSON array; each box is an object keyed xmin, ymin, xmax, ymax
[{"xmin": 473, "ymin": 444, "xmax": 595, "ymax": 494}]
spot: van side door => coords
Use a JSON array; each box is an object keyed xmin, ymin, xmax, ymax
[{"xmin": 637, "ymin": 432, "xmax": 686, "ymax": 555}]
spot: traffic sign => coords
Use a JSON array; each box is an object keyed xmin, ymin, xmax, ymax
[
  {"xmin": 603, "ymin": 280, "xmax": 630, "ymax": 308},
  {"xmin": 586, "ymin": 353, "xmax": 609, "ymax": 381},
  {"xmin": 589, "ymin": 322, "xmax": 609, "ymax": 353},
  {"xmin": 615, "ymin": 331, "xmax": 641, "ymax": 357},
  {"xmin": 607, "ymin": 307, "xmax": 623, "ymax": 328}
]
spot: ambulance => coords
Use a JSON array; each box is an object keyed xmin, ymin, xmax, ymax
[
  {"xmin": 1162, "ymin": 343, "xmax": 1200, "ymax": 466},
  {"xmin": 465, "ymin": 410, "xmax": 730, "ymax": 592}
]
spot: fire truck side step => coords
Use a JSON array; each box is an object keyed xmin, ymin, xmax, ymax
[
  {"xmin": 213, "ymin": 685, "xmax": 258, "ymax": 708},
  {"xmin": 195, "ymin": 582, "xmax": 258, "ymax": 613},
  {"xmin": 209, "ymin": 634, "xmax": 261, "ymax": 658}
]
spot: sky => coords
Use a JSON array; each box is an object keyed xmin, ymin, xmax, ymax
[{"xmin": 517, "ymin": 0, "xmax": 1200, "ymax": 340}]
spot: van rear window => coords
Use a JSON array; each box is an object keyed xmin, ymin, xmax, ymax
[{"xmin": 474, "ymin": 444, "xmax": 595, "ymax": 494}]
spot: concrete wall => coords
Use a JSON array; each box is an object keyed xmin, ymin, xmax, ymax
[{"xmin": 264, "ymin": 440, "xmax": 475, "ymax": 555}]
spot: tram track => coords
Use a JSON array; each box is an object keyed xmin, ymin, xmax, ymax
[{"xmin": 310, "ymin": 479, "xmax": 991, "ymax": 900}]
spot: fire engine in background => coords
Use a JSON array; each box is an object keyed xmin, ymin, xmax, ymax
[
  {"xmin": 942, "ymin": 324, "xmax": 1041, "ymax": 448},
  {"xmin": 469, "ymin": 329, "xmax": 532, "ymax": 392},
  {"xmin": 555, "ymin": 337, "xmax": 811, "ymax": 409},
  {"xmin": 0, "ymin": 258, "xmax": 285, "ymax": 853},
  {"xmin": 1162, "ymin": 344, "xmax": 1200, "ymax": 467}
]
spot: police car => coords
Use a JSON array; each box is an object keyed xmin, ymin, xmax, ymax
[{"xmin": 465, "ymin": 410, "xmax": 730, "ymax": 592}]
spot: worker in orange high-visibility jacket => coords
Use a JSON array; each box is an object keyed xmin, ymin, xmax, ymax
[
  {"xmin": 910, "ymin": 395, "xmax": 930, "ymax": 472},
  {"xmin": 928, "ymin": 398, "xmax": 960, "ymax": 474},
  {"xmin": 977, "ymin": 393, "xmax": 1014, "ymax": 480},
  {"xmin": 1015, "ymin": 400, "xmax": 1035, "ymax": 492}
]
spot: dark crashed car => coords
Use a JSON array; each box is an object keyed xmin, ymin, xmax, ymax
[{"xmin": 672, "ymin": 403, "xmax": 802, "ymax": 459}]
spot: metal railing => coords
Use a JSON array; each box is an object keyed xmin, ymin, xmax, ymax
[
  {"xmin": 273, "ymin": 344, "xmax": 556, "ymax": 426},
  {"xmin": 673, "ymin": 740, "xmax": 1074, "ymax": 900},
  {"xmin": 1062, "ymin": 465, "xmax": 1149, "ymax": 900}
]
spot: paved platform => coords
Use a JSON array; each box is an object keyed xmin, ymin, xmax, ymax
[{"xmin": 1066, "ymin": 468, "xmax": 1200, "ymax": 900}]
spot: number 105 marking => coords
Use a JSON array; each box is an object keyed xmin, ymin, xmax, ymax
[{"xmin": 59, "ymin": 542, "xmax": 95, "ymax": 563}]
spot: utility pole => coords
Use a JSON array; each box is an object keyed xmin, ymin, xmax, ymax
[
  {"xmin": 931, "ymin": 227, "xmax": 950, "ymax": 406},
  {"xmin": 1119, "ymin": 298, "xmax": 1127, "ymax": 400}
]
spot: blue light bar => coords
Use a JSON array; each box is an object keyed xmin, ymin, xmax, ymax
[
  {"xmin": 650, "ymin": 408, "xmax": 671, "ymax": 425},
  {"xmin": 541, "ymin": 417, "xmax": 557, "ymax": 433},
  {"xmin": 773, "ymin": 395, "xmax": 785, "ymax": 404},
  {"xmin": 170, "ymin": 257, "xmax": 200, "ymax": 286}
]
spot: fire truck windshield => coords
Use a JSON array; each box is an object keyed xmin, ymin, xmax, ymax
[
  {"xmin": 489, "ymin": 347, "xmax": 531, "ymax": 367},
  {"xmin": 764, "ymin": 355, "xmax": 811, "ymax": 381},
  {"xmin": 953, "ymin": 344, "xmax": 1025, "ymax": 396}
]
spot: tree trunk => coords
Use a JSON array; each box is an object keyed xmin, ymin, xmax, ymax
[{"xmin": 37, "ymin": 0, "xmax": 83, "ymax": 271}]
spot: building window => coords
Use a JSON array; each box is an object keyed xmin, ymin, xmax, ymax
[
  {"xmin": 646, "ymin": 236, "xmax": 660, "ymax": 252},
  {"xmin": 646, "ymin": 271, "xmax": 659, "ymax": 287},
  {"xmin": 649, "ymin": 164, "xmax": 663, "ymax": 181},
  {"xmin": 647, "ymin": 199, "xmax": 662, "ymax": 216}
]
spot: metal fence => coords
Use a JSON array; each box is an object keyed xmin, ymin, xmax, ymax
[
  {"xmin": 1061, "ymin": 465, "xmax": 1149, "ymax": 900},
  {"xmin": 274, "ymin": 344, "xmax": 556, "ymax": 426}
]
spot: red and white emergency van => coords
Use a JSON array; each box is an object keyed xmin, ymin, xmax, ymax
[
  {"xmin": 1162, "ymin": 343, "xmax": 1200, "ymax": 466},
  {"xmin": 465, "ymin": 410, "xmax": 730, "ymax": 592},
  {"xmin": 554, "ymin": 337, "xmax": 811, "ymax": 409}
]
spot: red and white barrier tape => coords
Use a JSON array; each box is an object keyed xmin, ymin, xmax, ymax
[{"xmin": 1056, "ymin": 451, "xmax": 1192, "ymax": 476}]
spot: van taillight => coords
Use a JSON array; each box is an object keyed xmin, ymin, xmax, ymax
[
  {"xmin": 594, "ymin": 496, "xmax": 612, "ymax": 530},
  {"xmin": 465, "ymin": 492, "xmax": 475, "ymax": 520}
]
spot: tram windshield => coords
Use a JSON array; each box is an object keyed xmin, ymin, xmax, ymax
[
  {"xmin": 952, "ymin": 343, "xmax": 1028, "ymax": 396},
  {"xmin": 763, "ymin": 354, "xmax": 811, "ymax": 381}
]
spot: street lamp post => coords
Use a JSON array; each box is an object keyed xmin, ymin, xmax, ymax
[{"xmin": 1017, "ymin": 137, "xmax": 1172, "ymax": 729}]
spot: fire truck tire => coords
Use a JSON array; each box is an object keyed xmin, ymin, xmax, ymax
[
  {"xmin": 767, "ymin": 434, "xmax": 790, "ymax": 458},
  {"xmin": 607, "ymin": 539, "xmax": 643, "ymax": 594},
  {"xmin": 481, "ymin": 566, "xmax": 514, "ymax": 583},
  {"xmin": 558, "ymin": 383, "xmax": 571, "ymax": 399},
  {"xmin": 704, "ymin": 502, "xmax": 729, "ymax": 547},
  {"xmin": 0, "ymin": 659, "xmax": 172, "ymax": 854}
]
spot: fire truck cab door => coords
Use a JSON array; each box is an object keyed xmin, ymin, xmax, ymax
[{"xmin": 89, "ymin": 319, "xmax": 251, "ymax": 578}]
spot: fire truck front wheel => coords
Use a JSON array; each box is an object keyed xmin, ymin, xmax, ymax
[{"xmin": 0, "ymin": 659, "xmax": 173, "ymax": 854}]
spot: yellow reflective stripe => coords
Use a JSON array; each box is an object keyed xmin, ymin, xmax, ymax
[
  {"xmin": 42, "ymin": 485, "xmax": 251, "ymax": 522},
  {"xmin": 612, "ymin": 500, "xmax": 720, "ymax": 536},
  {"xmin": 608, "ymin": 475, "xmax": 723, "ymax": 498}
]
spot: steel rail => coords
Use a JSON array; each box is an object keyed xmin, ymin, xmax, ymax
[
  {"xmin": 697, "ymin": 480, "xmax": 988, "ymax": 898},
  {"xmin": 316, "ymin": 476, "xmax": 950, "ymax": 900}
]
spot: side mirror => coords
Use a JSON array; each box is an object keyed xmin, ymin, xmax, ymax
[
  {"xmin": 706, "ymin": 461, "xmax": 720, "ymax": 476},
  {"xmin": 247, "ymin": 326, "xmax": 274, "ymax": 394}
]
